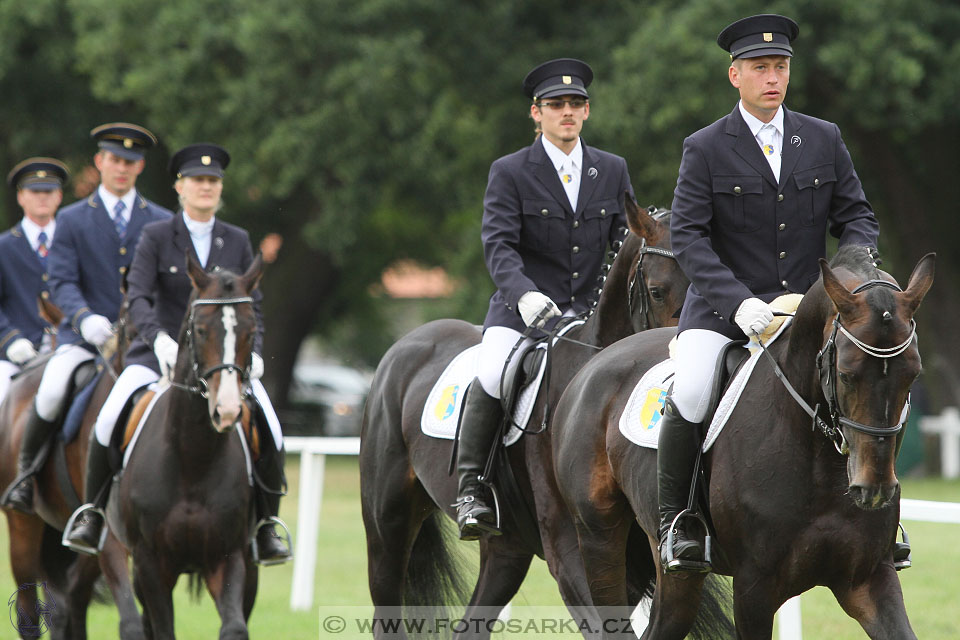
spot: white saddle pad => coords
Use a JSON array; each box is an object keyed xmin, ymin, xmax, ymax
[
  {"xmin": 619, "ymin": 318, "xmax": 793, "ymax": 451},
  {"xmin": 420, "ymin": 321, "xmax": 585, "ymax": 446}
]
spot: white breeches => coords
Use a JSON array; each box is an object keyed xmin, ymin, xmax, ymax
[
  {"xmin": 250, "ymin": 379, "xmax": 283, "ymax": 449},
  {"xmin": 36, "ymin": 344, "xmax": 95, "ymax": 421},
  {"xmin": 0, "ymin": 360, "xmax": 21, "ymax": 407},
  {"xmin": 671, "ymin": 329, "xmax": 736, "ymax": 423},
  {"xmin": 94, "ymin": 365, "xmax": 159, "ymax": 446}
]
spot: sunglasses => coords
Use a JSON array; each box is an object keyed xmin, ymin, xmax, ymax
[{"xmin": 536, "ymin": 98, "xmax": 588, "ymax": 111}]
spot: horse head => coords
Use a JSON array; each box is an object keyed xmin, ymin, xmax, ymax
[
  {"xmin": 818, "ymin": 249, "xmax": 934, "ymax": 509},
  {"xmin": 183, "ymin": 252, "xmax": 263, "ymax": 433},
  {"xmin": 621, "ymin": 197, "xmax": 688, "ymax": 332}
]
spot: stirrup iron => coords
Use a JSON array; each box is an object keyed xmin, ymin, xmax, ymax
[
  {"xmin": 62, "ymin": 504, "xmax": 108, "ymax": 555},
  {"xmin": 250, "ymin": 516, "xmax": 294, "ymax": 566},
  {"xmin": 893, "ymin": 522, "xmax": 911, "ymax": 571},
  {"xmin": 663, "ymin": 509, "xmax": 712, "ymax": 573}
]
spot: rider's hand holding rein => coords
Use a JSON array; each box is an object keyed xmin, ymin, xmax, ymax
[
  {"xmin": 80, "ymin": 314, "xmax": 114, "ymax": 347},
  {"xmin": 250, "ymin": 353, "xmax": 264, "ymax": 379},
  {"xmin": 734, "ymin": 297, "xmax": 774, "ymax": 338},
  {"xmin": 153, "ymin": 331, "xmax": 178, "ymax": 380},
  {"xmin": 518, "ymin": 291, "xmax": 560, "ymax": 329}
]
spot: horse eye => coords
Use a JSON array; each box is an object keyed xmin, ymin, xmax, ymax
[
  {"xmin": 195, "ymin": 326, "xmax": 207, "ymax": 338},
  {"xmin": 648, "ymin": 286, "xmax": 664, "ymax": 302},
  {"xmin": 838, "ymin": 371, "xmax": 855, "ymax": 386}
]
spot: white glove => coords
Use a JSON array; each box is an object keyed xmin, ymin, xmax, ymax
[
  {"xmin": 79, "ymin": 314, "xmax": 114, "ymax": 347},
  {"xmin": 154, "ymin": 332, "xmax": 179, "ymax": 380},
  {"xmin": 6, "ymin": 338, "xmax": 37, "ymax": 365},
  {"xmin": 250, "ymin": 353, "xmax": 264, "ymax": 379},
  {"xmin": 734, "ymin": 297, "xmax": 775, "ymax": 337},
  {"xmin": 518, "ymin": 291, "xmax": 561, "ymax": 329}
]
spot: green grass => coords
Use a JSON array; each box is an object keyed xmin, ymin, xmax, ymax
[{"xmin": 1, "ymin": 458, "xmax": 957, "ymax": 638}]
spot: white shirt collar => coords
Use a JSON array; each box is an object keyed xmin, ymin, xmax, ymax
[
  {"xmin": 541, "ymin": 135, "xmax": 583, "ymax": 172},
  {"xmin": 19, "ymin": 216, "xmax": 55, "ymax": 250},
  {"xmin": 182, "ymin": 210, "xmax": 216, "ymax": 237},
  {"xmin": 98, "ymin": 184, "xmax": 138, "ymax": 221},
  {"xmin": 738, "ymin": 101, "xmax": 785, "ymax": 138}
]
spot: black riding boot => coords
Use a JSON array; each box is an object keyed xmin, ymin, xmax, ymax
[
  {"xmin": 253, "ymin": 444, "xmax": 292, "ymax": 565},
  {"xmin": 63, "ymin": 439, "xmax": 113, "ymax": 555},
  {"xmin": 3, "ymin": 406, "xmax": 58, "ymax": 514},
  {"xmin": 657, "ymin": 397, "xmax": 708, "ymax": 573},
  {"xmin": 453, "ymin": 379, "xmax": 503, "ymax": 541}
]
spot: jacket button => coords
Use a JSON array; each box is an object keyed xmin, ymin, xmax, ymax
[
  {"xmin": 42, "ymin": 273, "xmax": 49, "ymax": 282},
  {"xmin": 572, "ymin": 272, "xmax": 580, "ymax": 279},
  {"xmin": 41, "ymin": 291, "xmax": 49, "ymax": 299},
  {"xmin": 778, "ymin": 223, "xmax": 786, "ymax": 231},
  {"xmin": 782, "ymin": 280, "xmax": 789, "ymax": 288},
  {"xmin": 570, "ymin": 295, "xmax": 576, "ymax": 303},
  {"xmin": 600, "ymin": 208, "xmax": 606, "ymax": 217},
  {"xmin": 734, "ymin": 186, "xmax": 742, "ymax": 194},
  {"xmin": 779, "ymin": 251, "xmax": 787, "ymax": 259},
  {"xmin": 119, "ymin": 247, "xmax": 127, "ymax": 255},
  {"xmin": 119, "ymin": 266, "xmax": 126, "ymax": 274},
  {"xmin": 573, "ymin": 220, "xmax": 579, "ymax": 229},
  {"xmin": 541, "ymin": 208, "xmax": 549, "ymax": 216},
  {"xmin": 814, "ymin": 178, "xmax": 820, "ymax": 186},
  {"xmin": 777, "ymin": 194, "xmax": 784, "ymax": 202},
  {"xmin": 572, "ymin": 246, "xmax": 580, "ymax": 254}
]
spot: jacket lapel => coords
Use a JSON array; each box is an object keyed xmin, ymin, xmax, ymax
[
  {"xmin": 12, "ymin": 225, "xmax": 43, "ymax": 272},
  {"xmin": 173, "ymin": 212, "xmax": 199, "ymax": 267},
  {"xmin": 575, "ymin": 143, "xmax": 598, "ymax": 216},
  {"xmin": 208, "ymin": 219, "xmax": 226, "ymax": 268},
  {"xmin": 123, "ymin": 192, "xmax": 151, "ymax": 248},
  {"xmin": 726, "ymin": 107, "xmax": 778, "ymax": 189},
  {"xmin": 529, "ymin": 140, "xmax": 573, "ymax": 216},
  {"xmin": 90, "ymin": 193, "xmax": 118, "ymax": 240},
  {"xmin": 778, "ymin": 107, "xmax": 805, "ymax": 188}
]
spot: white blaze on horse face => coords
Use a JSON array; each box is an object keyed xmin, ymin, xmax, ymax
[{"xmin": 213, "ymin": 305, "xmax": 242, "ymax": 430}]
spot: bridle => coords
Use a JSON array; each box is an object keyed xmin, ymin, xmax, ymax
[
  {"xmin": 168, "ymin": 296, "xmax": 254, "ymax": 398},
  {"xmin": 627, "ymin": 209, "xmax": 682, "ymax": 330},
  {"xmin": 760, "ymin": 279, "xmax": 916, "ymax": 455}
]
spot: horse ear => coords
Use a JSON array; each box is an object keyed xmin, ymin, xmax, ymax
[
  {"xmin": 900, "ymin": 252, "xmax": 936, "ymax": 316},
  {"xmin": 241, "ymin": 254, "xmax": 264, "ymax": 294},
  {"xmin": 819, "ymin": 258, "xmax": 857, "ymax": 315},
  {"xmin": 186, "ymin": 251, "xmax": 212, "ymax": 291},
  {"xmin": 624, "ymin": 194, "xmax": 663, "ymax": 243}
]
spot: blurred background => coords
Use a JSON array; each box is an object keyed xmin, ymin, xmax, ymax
[{"xmin": 1, "ymin": 0, "xmax": 958, "ymax": 471}]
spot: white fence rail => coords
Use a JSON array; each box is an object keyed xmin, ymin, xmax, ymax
[{"xmin": 283, "ymin": 435, "xmax": 960, "ymax": 638}]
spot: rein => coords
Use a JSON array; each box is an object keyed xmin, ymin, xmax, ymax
[
  {"xmin": 758, "ymin": 279, "xmax": 913, "ymax": 455},
  {"xmin": 168, "ymin": 296, "xmax": 254, "ymax": 398}
]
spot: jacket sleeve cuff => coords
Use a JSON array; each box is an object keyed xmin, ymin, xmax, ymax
[{"xmin": 71, "ymin": 307, "xmax": 92, "ymax": 333}]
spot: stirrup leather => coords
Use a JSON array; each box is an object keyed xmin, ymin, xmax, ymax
[
  {"xmin": 62, "ymin": 504, "xmax": 108, "ymax": 555},
  {"xmin": 250, "ymin": 516, "xmax": 294, "ymax": 566},
  {"xmin": 893, "ymin": 522, "xmax": 911, "ymax": 571},
  {"xmin": 662, "ymin": 509, "xmax": 712, "ymax": 574}
]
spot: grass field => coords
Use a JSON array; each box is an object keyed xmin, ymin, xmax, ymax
[{"xmin": 1, "ymin": 456, "xmax": 957, "ymax": 639}]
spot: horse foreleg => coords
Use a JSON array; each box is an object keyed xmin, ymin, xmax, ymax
[
  {"xmin": 455, "ymin": 544, "xmax": 533, "ymax": 640},
  {"xmin": 241, "ymin": 558, "xmax": 258, "ymax": 621},
  {"xmin": 730, "ymin": 568, "xmax": 780, "ymax": 640},
  {"xmin": 832, "ymin": 565, "xmax": 917, "ymax": 640},
  {"xmin": 131, "ymin": 549, "xmax": 176, "ymax": 640},
  {"xmin": 5, "ymin": 510, "xmax": 46, "ymax": 638},
  {"xmin": 98, "ymin": 533, "xmax": 145, "ymax": 640},
  {"xmin": 205, "ymin": 550, "xmax": 250, "ymax": 640}
]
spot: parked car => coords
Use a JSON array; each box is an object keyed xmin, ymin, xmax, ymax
[{"xmin": 280, "ymin": 362, "xmax": 372, "ymax": 437}]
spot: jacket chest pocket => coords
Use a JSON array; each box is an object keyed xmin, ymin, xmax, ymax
[
  {"xmin": 521, "ymin": 199, "xmax": 565, "ymax": 252},
  {"xmin": 712, "ymin": 175, "xmax": 763, "ymax": 232},
  {"xmin": 793, "ymin": 165, "xmax": 837, "ymax": 226},
  {"xmin": 582, "ymin": 199, "xmax": 619, "ymax": 250}
]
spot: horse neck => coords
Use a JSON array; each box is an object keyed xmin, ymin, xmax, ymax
[
  {"xmin": 579, "ymin": 247, "xmax": 634, "ymax": 348},
  {"xmin": 163, "ymin": 390, "xmax": 236, "ymax": 474},
  {"xmin": 782, "ymin": 284, "xmax": 832, "ymax": 400}
]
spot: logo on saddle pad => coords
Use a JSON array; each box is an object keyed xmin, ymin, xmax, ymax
[
  {"xmin": 433, "ymin": 384, "xmax": 460, "ymax": 422},
  {"xmin": 639, "ymin": 387, "xmax": 667, "ymax": 431}
]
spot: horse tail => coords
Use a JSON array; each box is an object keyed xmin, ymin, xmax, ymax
[
  {"xmin": 187, "ymin": 573, "xmax": 204, "ymax": 602},
  {"xmin": 403, "ymin": 510, "xmax": 470, "ymax": 616},
  {"xmin": 688, "ymin": 574, "xmax": 735, "ymax": 639}
]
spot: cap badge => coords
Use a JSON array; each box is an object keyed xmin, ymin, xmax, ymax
[
  {"xmin": 201, "ymin": 155, "xmax": 211, "ymax": 165},
  {"xmin": 562, "ymin": 75, "xmax": 572, "ymax": 84},
  {"xmin": 763, "ymin": 33, "xmax": 773, "ymax": 42},
  {"xmin": 36, "ymin": 171, "xmax": 47, "ymax": 178},
  {"xmin": 123, "ymin": 138, "xmax": 134, "ymax": 149}
]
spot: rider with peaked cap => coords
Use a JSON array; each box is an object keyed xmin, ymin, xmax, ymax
[
  {"xmin": 0, "ymin": 158, "xmax": 68, "ymax": 405},
  {"xmin": 454, "ymin": 58, "xmax": 634, "ymax": 540},
  {"xmin": 659, "ymin": 14, "xmax": 884, "ymax": 573},
  {"xmin": 62, "ymin": 143, "xmax": 292, "ymax": 564},
  {"xmin": 2, "ymin": 124, "xmax": 172, "ymax": 514}
]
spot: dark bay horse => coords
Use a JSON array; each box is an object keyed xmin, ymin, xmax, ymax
[
  {"xmin": 107, "ymin": 254, "xmax": 262, "ymax": 639},
  {"xmin": 551, "ymin": 247, "xmax": 935, "ymax": 639},
  {"xmin": 360, "ymin": 199, "xmax": 710, "ymax": 637},
  {"xmin": 0, "ymin": 309, "xmax": 143, "ymax": 638}
]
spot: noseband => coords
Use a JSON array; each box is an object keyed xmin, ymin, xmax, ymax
[
  {"xmin": 169, "ymin": 296, "xmax": 254, "ymax": 398},
  {"xmin": 760, "ymin": 279, "xmax": 916, "ymax": 455}
]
